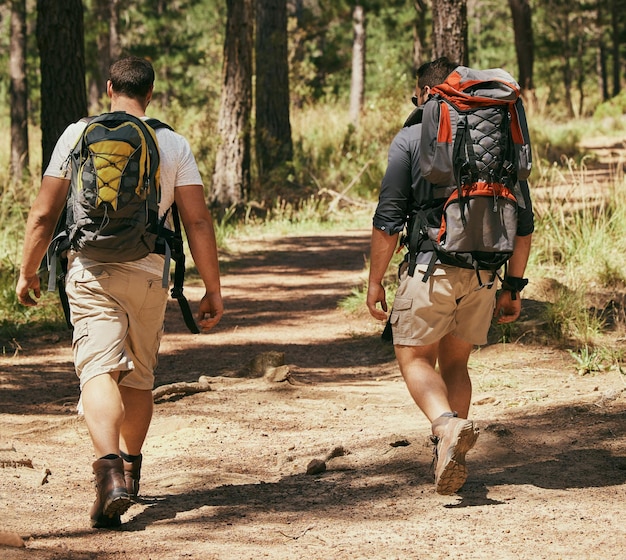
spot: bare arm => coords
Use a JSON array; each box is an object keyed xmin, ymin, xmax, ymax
[
  {"xmin": 174, "ymin": 185, "xmax": 224, "ymax": 332},
  {"xmin": 366, "ymin": 227, "xmax": 399, "ymax": 321},
  {"xmin": 16, "ymin": 176, "xmax": 70, "ymax": 306},
  {"xmin": 494, "ymin": 233, "xmax": 532, "ymax": 324}
]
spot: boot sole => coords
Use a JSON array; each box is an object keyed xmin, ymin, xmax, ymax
[
  {"xmin": 435, "ymin": 422, "xmax": 479, "ymax": 495},
  {"xmin": 90, "ymin": 493, "xmax": 130, "ymax": 529},
  {"xmin": 103, "ymin": 493, "xmax": 132, "ymax": 518}
]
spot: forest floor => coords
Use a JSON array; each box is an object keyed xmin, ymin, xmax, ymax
[{"xmin": 1, "ymin": 224, "xmax": 626, "ymax": 560}]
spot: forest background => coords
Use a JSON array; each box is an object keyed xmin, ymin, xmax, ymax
[{"xmin": 3, "ymin": 0, "xmax": 626, "ymax": 370}]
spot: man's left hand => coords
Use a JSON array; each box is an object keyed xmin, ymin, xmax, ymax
[
  {"xmin": 494, "ymin": 289, "xmax": 521, "ymax": 324},
  {"xmin": 197, "ymin": 292, "xmax": 224, "ymax": 331}
]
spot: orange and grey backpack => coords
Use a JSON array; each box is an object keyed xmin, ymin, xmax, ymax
[{"xmin": 406, "ymin": 66, "xmax": 532, "ymax": 285}]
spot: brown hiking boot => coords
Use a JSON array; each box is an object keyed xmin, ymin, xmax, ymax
[
  {"xmin": 90, "ymin": 457, "xmax": 132, "ymax": 528},
  {"xmin": 123, "ymin": 454, "xmax": 142, "ymax": 497},
  {"xmin": 431, "ymin": 416, "xmax": 479, "ymax": 495}
]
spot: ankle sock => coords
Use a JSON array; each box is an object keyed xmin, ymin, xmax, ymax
[
  {"xmin": 100, "ymin": 454, "xmax": 120, "ymax": 461},
  {"xmin": 119, "ymin": 451, "xmax": 141, "ymax": 463}
]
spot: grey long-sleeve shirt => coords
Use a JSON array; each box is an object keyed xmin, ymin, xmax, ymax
[{"xmin": 373, "ymin": 121, "xmax": 534, "ymax": 241}]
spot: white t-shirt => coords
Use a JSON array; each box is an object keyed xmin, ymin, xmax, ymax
[
  {"xmin": 44, "ymin": 116, "xmax": 203, "ymax": 217},
  {"xmin": 45, "ymin": 116, "xmax": 203, "ymax": 276}
]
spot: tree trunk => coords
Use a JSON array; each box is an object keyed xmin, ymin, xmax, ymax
[
  {"xmin": 10, "ymin": 0, "xmax": 29, "ymax": 183},
  {"xmin": 412, "ymin": 0, "xmax": 428, "ymax": 73},
  {"xmin": 610, "ymin": 0, "xmax": 620, "ymax": 96},
  {"xmin": 210, "ymin": 0, "xmax": 253, "ymax": 209},
  {"xmin": 597, "ymin": 3, "xmax": 609, "ymax": 102},
  {"xmin": 89, "ymin": 0, "xmax": 121, "ymax": 112},
  {"xmin": 108, "ymin": 0, "xmax": 121, "ymax": 61},
  {"xmin": 431, "ymin": 0, "xmax": 468, "ymax": 65},
  {"xmin": 37, "ymin": 0, "xmax": 88, "ymax": 172},
  {"xmin": 508, "ymin": 0, "xmax": 534, "ymax": 92},
  {"xmin": 255, "ymin": 0, "xmax": 293, "ymax": 181},
  {"xmin": 561, "ymin": 14, "xmax": 575, "ymax": 118},
  {"xmin": 349, "ymin": 5, "xmax": 366, "ymax": 128},
  {"xmin": 575, "ymin": 13, "xmax": 585, "ymax": 117}
]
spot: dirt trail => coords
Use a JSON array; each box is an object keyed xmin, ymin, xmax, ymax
[{"xmin": 1, "ymin": 228, "xmax": 626, "ymax": 560}]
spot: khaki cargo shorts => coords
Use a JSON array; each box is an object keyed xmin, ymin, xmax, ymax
[
  {"xmin": 65, "ymin": 261, "xmax": 169, "ymax": 390},
  {"xmin": 390, "ymin": 262, "xmax": 497, "ymax": 347}
]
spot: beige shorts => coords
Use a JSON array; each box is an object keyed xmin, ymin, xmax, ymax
[
  {"xmin": 65, "ymin": 260, "xmax": 169, "ymax": 390},
  {"xmin": 390, "ymin": 262, "xmax": 497, "ymax": 347}
]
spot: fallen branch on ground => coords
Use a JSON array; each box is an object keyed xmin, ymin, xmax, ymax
[
  {"xmin": 0, "ymin": 459, "xmax": 34, "ymax": 469},
  {"xmin": 278, "ymin": 525, "xmax": 315, "ymax": 540},
  {"xmin": 153, "ymin": 376, "xmax": 211, "ymax": 401}
]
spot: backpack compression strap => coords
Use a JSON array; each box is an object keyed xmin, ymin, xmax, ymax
[{"xmin": 167, "ymin": 203, "xmax": 200, "ymax": 334}]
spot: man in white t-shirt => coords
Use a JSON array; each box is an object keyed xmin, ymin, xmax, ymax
[{"xmin": 17, "ymin": 57, "xmax": 223, "ymax": 529}]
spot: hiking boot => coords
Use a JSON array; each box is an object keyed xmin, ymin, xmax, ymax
[
  {"xmin": 431, "ymin": 416, "xmax": 479, "ymax": 495},
  {"xmin": 123, "ymin": 454, "xmax": 142, "ymax": 497},
  {"xmin": 90, "ymin": 456, "xmax": 132, "ymax": 529}
]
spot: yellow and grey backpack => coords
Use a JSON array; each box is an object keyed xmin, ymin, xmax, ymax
[
  {"xmin": 45, "ymin": 112, "xmax": 199, "ymax": 333},
  {"xmin": 67, "ymin": 111, "xmax": 161, "ymax": 261}
]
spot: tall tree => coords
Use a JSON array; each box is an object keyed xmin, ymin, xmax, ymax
[
  {"xmin": 431, "ymin": 0, "xmax": 468, "ymax": 65},
  {"xmin": 595, "ymin": 2, "xmax": 609, "ymax": 101},
  {"xmin": 37, "ymin": 0, "xmax": 88, "ymax": 171},
  {"xmin": 508, "ymin": 0, "xmax": 534, "ymax": 93},
  {"xmin": 88, "ymin": 0, "xmax": 121, "ymax": 111},
  {"xmin": 560, "ymin": 10, "xmax": 575, "ymax": 117},
  {"xmin": 610, "ymin": 0, "xmax": 620, "ymax": 96},
  {"xmin": 255, "ymin": 0, "xmax": 293, "ymax": 179},
  {"xmin": 349, "ymin": 4, "xmax": 366, "ymax": 127},
  {"xmin": 10, "ymin": 0, "xmax": 29, "ymax": 183},
  {"xmin": 596, "ymin": 1, "xmax": 609, "ymax": 102},
  {"xmin": 412, "ymin": 0, "xmax": 428, "ymax": 73},
  {"xmin": 210, "ymin": 0, "xmax": 253, "ymax": 209}
]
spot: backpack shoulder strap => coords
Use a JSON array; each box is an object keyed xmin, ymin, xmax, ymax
[
  {"xmin": 145, "ymin": 118, "xmax": 173, "ymax": 132},
  {"xmin": 403, "ymin": 106, "xmax": 423, "ymax": 128}
]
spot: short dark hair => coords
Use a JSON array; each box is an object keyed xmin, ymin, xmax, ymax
[
  {"xmin": 416, "ymin": 57, "xmax": 458, "ymax": 89},
  {"xmin": 109, "ymin": 56, "xmax": 155, "ymax": 100}
]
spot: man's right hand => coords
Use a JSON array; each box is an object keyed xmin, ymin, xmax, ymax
[{"xmin": 366, "ymin": 281, "xmax": 388, "ymax": 321}]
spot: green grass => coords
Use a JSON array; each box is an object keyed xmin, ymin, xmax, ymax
[
  {"xmin": 337, "ymin": 249, "xmax": 403, "ymax": 314},
  {"xmin": 0, "ymin": 263, "xmax": 67, "ymax": 348}
]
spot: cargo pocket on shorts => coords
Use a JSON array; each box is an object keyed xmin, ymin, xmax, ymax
[
  {"xmin": 72, "ymin": 321, "xmax": 89, "ymax": 350},
  {"xmin": 68, "ymin": 268, "xmax": 111, "ymax": 306},
  {"xmin": 390, "ymin": 297, "xmax": 412, "ymax": 341},
  {"xmin": 139, "ymin": 279, "xmax": 169, "ymax": 323},
  {"xmin": 73, "ymin": 267, "xmax": 110, "ymax": 287}
]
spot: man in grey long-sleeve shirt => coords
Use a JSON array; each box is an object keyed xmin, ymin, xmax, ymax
[{"xmin": 367, "ymin": 57, "xmax": 534, "ymax": 495}]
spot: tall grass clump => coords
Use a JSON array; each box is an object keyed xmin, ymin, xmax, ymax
[
  {"xmin": 532, "ymin": 166, "xmax": 626, "ymax": 286},
  {"xmin": 529, "ymin": 152, "xmax": 626, "ymax": 351},
  {"xmin": 0, "ymin": 176, "xmax": 67, "ymax": 344},
  {"xmin": 290, "ymin": 99, "xmax": 402, "ymax": 202},
  {"xmin": 0, "ymin": 118, "xmax": 67, "ymax": 344}
]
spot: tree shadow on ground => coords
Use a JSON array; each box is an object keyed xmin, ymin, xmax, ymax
[{"xmin": 28, "ymin": 402, "xmax": 626, "ymax": 537}]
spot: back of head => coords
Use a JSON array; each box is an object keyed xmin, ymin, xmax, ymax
[
  {"xmin": 416, "ymin": 57, "xmax": 458, "ymax": 89},
  {"xmin": 109, "ymin": 56, "xmax": 155, "ymax": 101}
]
